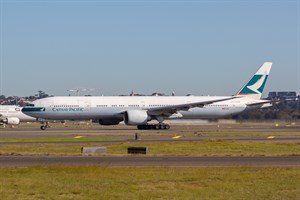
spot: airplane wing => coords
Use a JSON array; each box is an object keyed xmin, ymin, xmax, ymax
[{"xmin": 146, "ymin": 96, "xmax": 237, "ymax": 116}]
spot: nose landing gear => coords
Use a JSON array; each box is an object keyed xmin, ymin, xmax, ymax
[{"xmin": 40, "ymin": 122, "xmax": 50, "ymax": 130}]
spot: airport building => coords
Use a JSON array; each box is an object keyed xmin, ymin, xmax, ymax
[{"xmin": 267, "ymin": 91, "xmax": 299, "ymax": 101}]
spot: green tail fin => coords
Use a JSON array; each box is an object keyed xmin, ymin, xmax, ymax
[{"xmin": 236, "ymin": 62, "xmax": 272, "ymax": 100}]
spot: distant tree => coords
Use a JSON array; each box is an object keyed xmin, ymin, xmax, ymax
[
  {"xmin": 36, "ymin": 90, "xmax": 49, "ymax": 99},
  {"xmin": 0, "ymin": 95, "xmax": 5, "ymax": 99},
  {"xmin": 28, "ymin": 96, "xmax": 36, "ymax": 100}
]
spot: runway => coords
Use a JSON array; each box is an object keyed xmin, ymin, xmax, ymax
[
  {"xmin": 1, "ymin": 156, "xmax": 299, "ymax": 167},
  {"xmin": 1, "ymin": 125, "xmax": 300, "ymax": 144},
  {"xmin": 1, "ymin": 122, "xmax": 299, "ymax": 140}
]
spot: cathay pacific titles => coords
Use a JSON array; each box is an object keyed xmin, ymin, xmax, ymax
[{"xmin": 52, "ymin": 108, "xmax": 84, "ymax": 112}]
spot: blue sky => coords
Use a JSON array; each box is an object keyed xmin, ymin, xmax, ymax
[{"xmin": 0, "ymin": 0, "xmax": 299, "ymax": 97}]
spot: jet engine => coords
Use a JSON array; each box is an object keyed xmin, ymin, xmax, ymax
[
  {"xmin": 124, "ymin": 110, "xmax": 150, "ymax": 125},
  {"xmin": 1, "ymin": 117, "xmax": 20, "ymax": 125}
]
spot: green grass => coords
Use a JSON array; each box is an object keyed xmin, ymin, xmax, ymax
[
  {"xmin": 1, "ymin": 141, "xmax": 300, "ymax": 156},
  {"xmin": 0, "ymin": 166, "xmax": 299, "ymax": 200},
  {"xmin": 107, "ymin": 141, "xmax": 300, "ymax": 156}
]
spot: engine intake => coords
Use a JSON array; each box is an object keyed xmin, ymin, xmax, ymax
[{"xmin": 124, "ymin": 110, "xmax": 150, "ymax": 125}]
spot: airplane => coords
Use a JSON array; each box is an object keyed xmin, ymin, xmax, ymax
[
  {"xmin": 22, "ymin": 62, "xmax": 273, "ymax": 130},
  {"xmin": 0, "ymin": 105, "xmax": 36, "ymax": 126}
]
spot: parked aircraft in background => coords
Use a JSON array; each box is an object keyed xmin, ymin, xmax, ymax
[
  {"xmin": 0, "ymin": 105, "xmax": 36, "ymax": 125},
  {"xmin": 23, "ymin": 62, "xmax": 273, "ymax": 130}
]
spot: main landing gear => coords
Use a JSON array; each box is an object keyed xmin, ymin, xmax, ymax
[
  {"xmin": 40, "ymin": 122, "xmax": 50, "ymax": 130},
  {"xmin": 137, "ymin": 124, "xmax": 170, "ymax": 130}
]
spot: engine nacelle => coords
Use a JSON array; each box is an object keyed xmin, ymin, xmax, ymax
[
  {"xmin": 124, "ymin": 110, "xmax": 150, "ymax": 125},
  {"xmin": 2, "ymin": 117, "xmax": 20, "ymax": 125},
  {"xmin": 98, "ymin": 119, "xmax": 121, "ymax": 125}
]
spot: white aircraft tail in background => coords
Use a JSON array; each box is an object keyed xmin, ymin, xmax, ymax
[{"xmin": 0, "ymin": 105, "xmax": 36, "ymax": 125}]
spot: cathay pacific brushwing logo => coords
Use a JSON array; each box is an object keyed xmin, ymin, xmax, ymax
[
  {"xmin": 239, "ymin": 74, "xmax": 268, "ymax": 95},
  {"xmin": 246, "ymin": 74, "xmax": 266, "ymax": 94}
]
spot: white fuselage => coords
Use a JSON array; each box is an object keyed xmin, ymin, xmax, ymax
[{"xmin": 26, "ymin": 96, "xmax": 262, "ymax": 121}]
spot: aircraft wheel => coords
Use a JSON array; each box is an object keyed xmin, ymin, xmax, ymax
[{"xmin": 40, "ymin": 125, "xmax": 46, "ymax": 130}]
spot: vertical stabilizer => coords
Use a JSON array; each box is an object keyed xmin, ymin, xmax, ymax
[{"xmin": 236, "ymin": 62, "xmax": 272, "ymax": 100}]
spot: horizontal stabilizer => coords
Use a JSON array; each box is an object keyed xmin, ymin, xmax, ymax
[{"xmin": 246, "ymin": 99, "xmax": 279, "ymax": 107}]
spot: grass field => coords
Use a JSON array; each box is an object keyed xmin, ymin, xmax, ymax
[
  {"xmin": 1, "ymin": 166, "xmax": 299, "ymax": 200},
  {"xmin": 1, "ymin": 141, "xmax": 300, "ymax": 156}
]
